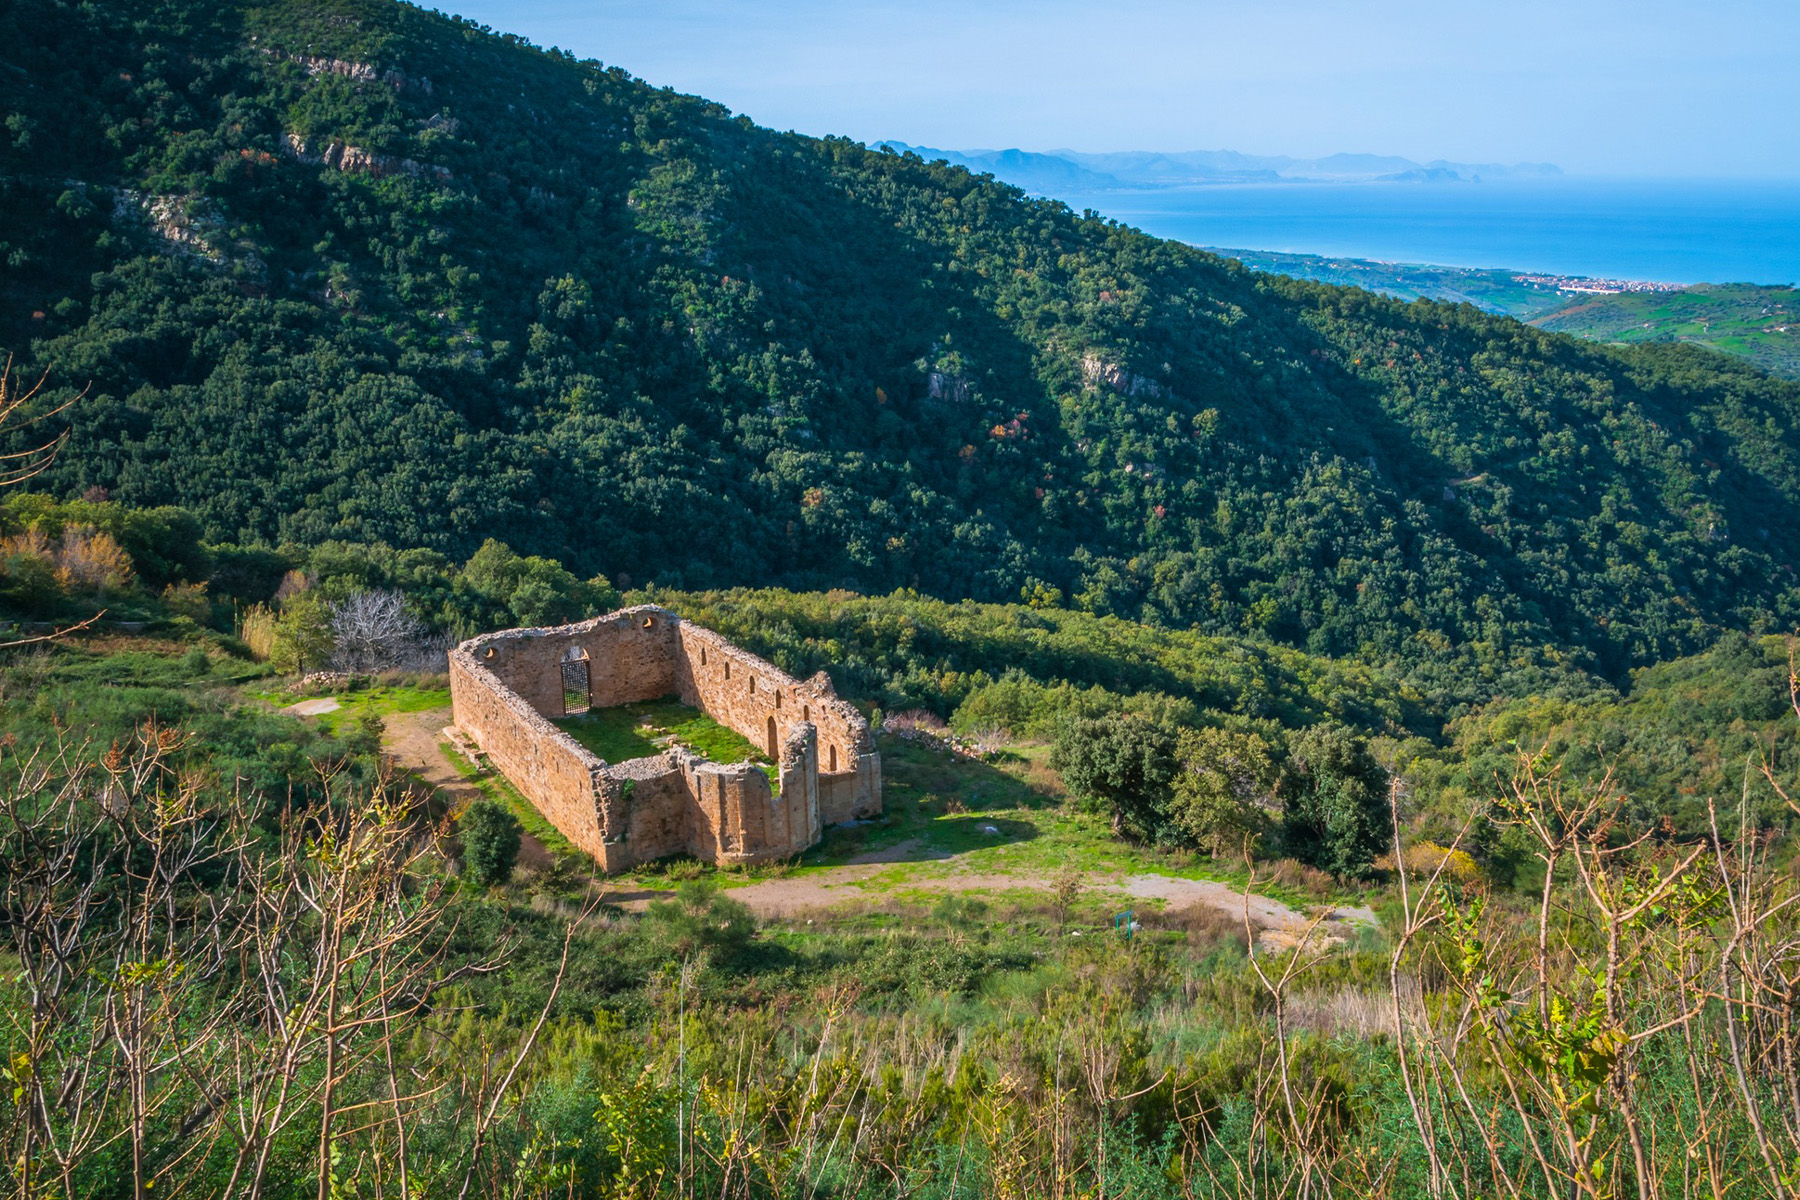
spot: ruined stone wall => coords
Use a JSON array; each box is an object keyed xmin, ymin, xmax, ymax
[
  {"xmin": 819, "ymin": 757, "xmax": 880, "ymax": 825},
  {"xmin": 450, "ymin": 605, "xmax": 881, "ymax": 873},
  {"xmin": 464, "ymin": 609, "xmax": 677, "ymax": 717},
  {"xmin": 671, "ymin": 623, "xmax": 874, "ymax": 778},
  {"xmin": 774, "ymin": 725, "xmax": 820, "ymax": 857},
  {"xmin": 600, "ymin": 756, "xmax": 694, "ymax": 866},
  {"xmin": 447, "ymin": 647, "xmax": 609, "ymax": 860},
  {"xmin": 581, "ymin": 610, "xmax": 679, "ymax": 708}
]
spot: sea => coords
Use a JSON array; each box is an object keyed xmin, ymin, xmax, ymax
[{"xmin": 1054, "ymin": 178, "xmax": 1800, "ymax": 286}]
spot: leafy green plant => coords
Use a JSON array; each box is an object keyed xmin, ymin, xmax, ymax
[
  {"xmin": 641, "ymin": 878, "xmax": 754, "ymax": 958},
  {"xmin": 459, "ymin": 798, "xmax": 523, "ymax": 887},
  {"xmin": 1050, "ymin": 713, "xmax": 1180, "ymax": 840},
  {"xmin": 1279, "ymin": 723, "xmax": 1390, "ymax": 878}
]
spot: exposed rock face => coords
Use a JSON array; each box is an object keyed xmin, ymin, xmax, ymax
[
  {"xmin": 1081, "ymin": 352, "xmax": 1167, "ymax": 399},
  {"xmin": 282, "ymin": 133, "xmax": 451, "ymax": 182},
  {"xmin": 270, "ymin": 50, "xmax": 435, "ymax": 95},
  {"xmin": 111, "ymin": 190, "xmax": 264, "ymax": 278},
  {"xmin": 925, "ymin": 370, "xmax": 975, "ymax": 403},
  {"xmin": 140, "ymin": 193, "xmax": 216, "ymax": 257},
  {"xmin": 448, "ymin": 606, "xmax": 881, "ymax": 873}
]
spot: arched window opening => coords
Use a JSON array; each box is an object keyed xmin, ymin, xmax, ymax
[
  {"xmin": 642, "ymin": 616, "xmax": 655, "ymax": 629},
  {"xmin": 775, "ymin": 691, "xmax": 782, "ymax": 710},
  {"xmin": 724, "ymin": 661, "xmax": 731, "ymax": 680},
  {"xmin": 829, "ymin": 745, "xmax": 838, "ymax": 773},
  {"xmin": 802, "ymin": 704, "xmax": 811, "ymax": 722},
  {"xmin": 766, "ymin": 716, "xmax": 778, "ymax": 758},
  {"xmin": 700, "ymin": 647, "xmax": 707, "ymax": 667}
]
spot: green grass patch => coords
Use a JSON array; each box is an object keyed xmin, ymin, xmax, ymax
[
  {"xmin": 556, "ymin": 705, "xmax": 664, "ymax": 762},
  {"xmin": 247, "ymin": 681, "xmax": 452, "ymax": 733},
  {"xmin": 778, "ymin": 734, "xmax": 1340, "ymax": 910},
  {"xmin": 322, "ymin": 684, "xmax": 451, "ymax": 731},
  {"xmin": 556, "ymin": 697, "xmax": 776, "ymax": 788}
]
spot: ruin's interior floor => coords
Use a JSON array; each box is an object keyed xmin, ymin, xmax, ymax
[{"xmin": 555, "ymin": 696, "xmax": 778, "ymax": 788}]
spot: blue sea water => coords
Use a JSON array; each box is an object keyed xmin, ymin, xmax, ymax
[{"xmin": 1055, "ymin": 178, "xmax": 1800, "ymax": 286}]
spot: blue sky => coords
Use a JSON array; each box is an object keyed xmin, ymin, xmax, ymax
[{"xmin": 439, "ymin": 0, "xmax": 1797, "ymax": 177}]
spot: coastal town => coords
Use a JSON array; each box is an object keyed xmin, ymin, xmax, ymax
[{"xmin": 1511, "ymin": 272, "xmax": 1688, "ymax": 295}]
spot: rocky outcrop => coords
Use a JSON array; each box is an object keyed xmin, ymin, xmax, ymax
[
  {"xmin": 282, "ymin": 133, "xmax": 452, "ymax": 183},
  {"xmin": 925, "ymin": 370, "xmax": 975, "ymax": 404},
  {"xmin": 264, "ymin": 49, "xmax": 434, "ymax": 95},
  {"xmin": 112, "ymin": 190, "xmax": 263, "ymax": 278},
  {"xmin": 1081, "ymin": 353, "xmax": 1167, "ymax": 399}
]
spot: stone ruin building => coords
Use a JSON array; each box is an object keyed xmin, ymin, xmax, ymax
[{"xmin": 447, "ymin": 605, "xmax": 881, "ymax": 873}]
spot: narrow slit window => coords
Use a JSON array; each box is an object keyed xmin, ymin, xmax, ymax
[
  {"xmin": 766, "ymin": 716, "xmax": 777, "ymax": 758},
  {"xmin": 829, "ymin": 745, "xmax": 838, "ymax": 772}
]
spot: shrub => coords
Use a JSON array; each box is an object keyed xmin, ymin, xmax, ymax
[
  {"xmin": 348, "ymin": 713, "xmax": 386, "ymax": 757},
  {"xmin": 641, "ymin": 878, "xmax": 753, "ymax": 958},
  {"xmin": 459, "ymin": 799, "xmax": 523, "ymax": 888},
  {"xmin": 51, "ymin": 526, "xmax": 133, "ymax": 594},
  {"xmin": 268, "ymin": 591, "xmax": 335, "ymax": 674},
  {"xmin": 0, "ymin": 546, "xmax": 61, "ymax": 613},
  {"xmin": 161, "ymin": 581, "xmax": 210, "ymax": 621},
  {"xmin": 1280, "ymin": 724, "xmax": 1390, "ymax": 879},
  {"xmin": 1381, "ymin": 840, "xmax": 1482, "ymax": 886},
  {"xmin": 0, "ymin": 523, "xmax": 135, "ymax": 607}
]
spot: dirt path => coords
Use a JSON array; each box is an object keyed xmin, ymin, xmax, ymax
[
  {"xmin": 647, "ymin": 857, "xmax": 1378, "ymax": 945},
  {"xmin": 383, "ymin": 707, "xmax": 482, "ymax": 806},
  {"xmin": 379, "ymin": 706, "xmax": 553, "ymax": 870}
]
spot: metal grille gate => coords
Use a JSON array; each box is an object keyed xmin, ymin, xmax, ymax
[{"xmin": 560, "ymin": 658, "xmax": 590, "ymax": 715}]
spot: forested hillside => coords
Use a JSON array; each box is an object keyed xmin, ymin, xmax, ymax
[{"xmin": 4, "ymin": 0, "xmax": 1800, "ymax": 702}]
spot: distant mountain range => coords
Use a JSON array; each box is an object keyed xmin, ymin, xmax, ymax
[{"xmin": 874, "ymin": 142, "xmax": 1562, "ymax": 193}]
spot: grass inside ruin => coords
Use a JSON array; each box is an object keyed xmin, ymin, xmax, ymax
[{"xmin": 557, "ymin": 697, "xmax": 777, "ymax": 788}]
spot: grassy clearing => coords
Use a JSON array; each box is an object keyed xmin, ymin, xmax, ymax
[
  {"xmin": 598, "ymin": 733, "xmax": 1353, "ymax": 910},
  {"xmin": 248, "ymin": 681, "xmax": 452, "ymax": 733},
  {"xmin": 556, "ymin": 697, "xmax": 775, "ymax": 787},
  {"xmin": 773, "ymin": 736, "xmax": 1351, "ymax": 910}
]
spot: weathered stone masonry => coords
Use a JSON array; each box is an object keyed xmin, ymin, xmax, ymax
[{"xmin": 447, "ymin": 606, "xmax": 881, "ymax": 872}]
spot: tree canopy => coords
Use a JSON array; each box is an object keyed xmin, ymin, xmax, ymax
[{"xmin": 0, "ymin": 0, "xmax": 1797, "ymax": 710}]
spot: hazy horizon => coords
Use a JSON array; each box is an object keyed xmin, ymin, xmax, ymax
[{"xmin": 440, "ymin": 0, "xmax": 1798, "ymax": 180}]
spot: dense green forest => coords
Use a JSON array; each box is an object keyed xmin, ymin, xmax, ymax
[{"xmin": 3, "ymin": 0, "xmax": 1799, "ymax": 709}]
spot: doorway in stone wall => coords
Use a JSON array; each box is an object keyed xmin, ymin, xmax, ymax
[{"xmin": 560, "ymin": 648, "xmax": 591, "ymax": 715}]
